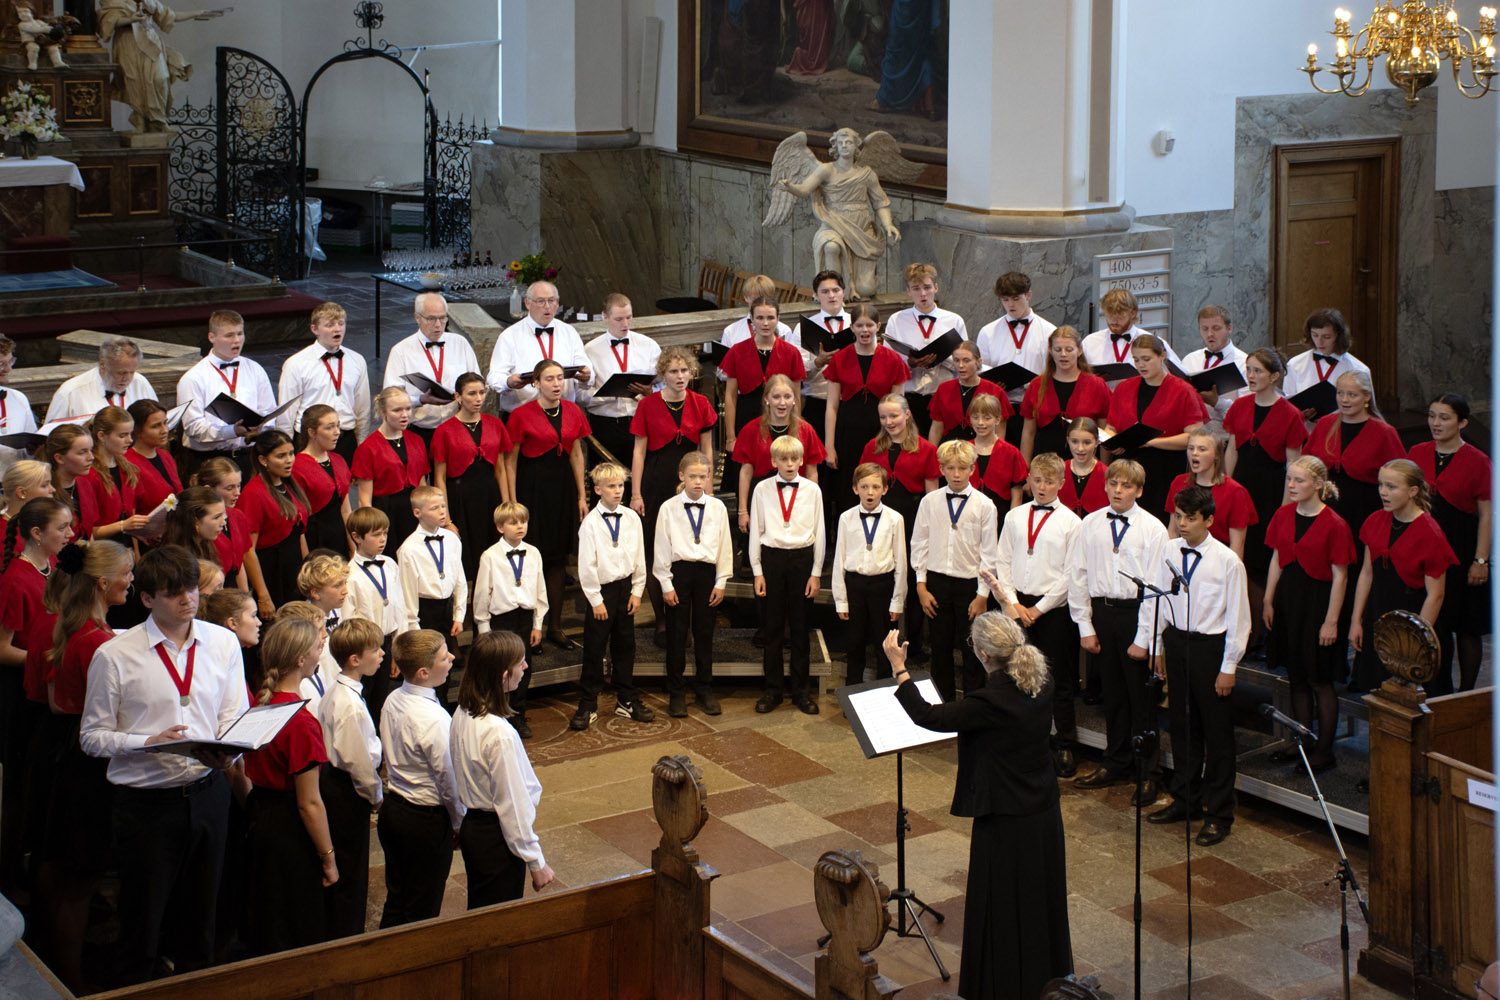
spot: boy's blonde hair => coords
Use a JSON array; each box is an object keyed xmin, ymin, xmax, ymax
[
  {"xmin": 330, "ymin": 618, "xmax": 384, "ymax": 667},
  {"xmin": 410, "ymin": 484, "xmax": 444, "ymax": 507},
  {"xmin": 852, "ymin": 462, "xmax": 888, "ymax": 487},
  {"xmin": 903, "ymin": 263, "xmax": 938, "ymax": 286},
  {"xmin": 297, "ymin": 553, "xmax": 350, "ymax": 595},
  {"xmin": 1100, "ymin": 288, "xmax": 1138, "ymax": 315},
  {"xmin": 208, "ymin": 309, "xmax": 244, "ymax": 334},
  {"xmin": 275, "ymin": 600, "xmax": 326, "ymax": 628},
  {"xmin": 1029, "ymin": 453, "xmax": 1066, "ymax": 480},
  {"xmin": 742, "ymin": 274, "xmax": 776, "ymax": 301},
  {"xmin": 310, "ymin": 301, "xmax": 347, "ymax": 326},
  {"xmin": 937, "ymin": 439, "xmax": 975, "ymax": 467},
  {"xmin": 1105, "ymin": 458, "xmax": 1146, "ymax": 488},
  {"xmin": 346, "ymin": 506, "xmax": 390, "ymax": 537},
  {"xmin": 769, "ymin": 435, "xmax": 805, "ymax": 463},
  {"xmin": 493, "ymin": 501, "xmax": 530, "ymax": 528},
  {"xmin": 590, "ymin": 461, "xmax": 628, "ymax": 484},
  {"xmin": 393, "ymin": 628, "xmax": 447, "ymax": 680},
  {"xmin": 602, "ymin": 292, "xmax": 631, "ymax": 315}
]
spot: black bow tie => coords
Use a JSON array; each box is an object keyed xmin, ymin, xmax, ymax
[
  {"xmin": 322, "ymin": 350, "xmax": 344, "ymax": 361},
  {"xmin": 1181, "ymin": 546, "xmax": 1199, "ymax": 555},
  {"xmin": 1107, "ymin": 512, "xmax": 1129, "ymax": 522},
  {"xmin": 1007, "ymin": 317, "xmax": 1030, "ymax": 329},
  {"xmin": 1032, "ymin": 503, "xmax": 1055, "ymax": 512},
  {"xmin": 610, "ymin": 337, "xmax": 630, "ymax": 347},
  {"xmin": 0, "ymin": 388, "xmax": 6, "ymax": 399},
  {"xmin": 947, "ymin": 491, "xmax": 967, "ymax": 500},
  {"xmin": 425, "ymin": 534, "xmax": 443, "ymax": 542},
  {"xmin": 601, "ymin": 511, "xmax": 621, "ymax": 519},
  {"xmin": 1110, "ymin": 332, "xmax": 1131, "ymax": 343},
  {"xmin": 860, "ymin": 510, "xmax": 881, "ymax": 519},
  {"xmin": 534, "ymin": 327, "xmax": 553, "ymax": 336},
  {"xmin": 1204, "ymin": 350, "xmax": 1224, "ymax": 362},
  {"xmin": 325, "ymin": 615, "xmax": 338, "ymax": 633},
  {"xmin": 1312, "ymin": 352, "xmax": 1336, "ymax": 365},
  {"xmin": 777, "ymin": 480, "xmax": 798, "ymax": 490},
  {"xmin": 361, "ymin": 559, "xmax": 382, "ymax": 568},
  {"xmin": 423, "ymin": 340, "xmax": 445, "ymax": 350},
  {"xmin": 218, "ymin": 360, "xmax": 239, "ymax": 369},
  {"xmin": 684, "ymin": 501, "xmax": 704, "ymax": 509}
]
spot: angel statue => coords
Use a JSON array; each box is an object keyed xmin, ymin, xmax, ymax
[{"xmin": 763, "ymin": 127, "xmax": 923, "ymax": 300}]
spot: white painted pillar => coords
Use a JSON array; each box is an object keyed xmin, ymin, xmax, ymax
[{"xmin": 498, "ymin": 0, "xmax": 634, "ymax": 147}]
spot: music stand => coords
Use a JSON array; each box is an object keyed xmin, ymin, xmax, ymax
[{"xmin": 833, "ymin": 674, "xmax": 953, "ymax": 981}]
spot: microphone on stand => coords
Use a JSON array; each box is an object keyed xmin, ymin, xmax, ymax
[
  {"xmin": 1163, "ymin": 559, "xmax": 1184, "ymax": 594},
  {"xmin": 1118, "ymin": 570, "xmax": 1172, "ymax": 597},
  {"xmin": 1258, "ymin": 703, "xmax": 1315, "ymax": 741}
]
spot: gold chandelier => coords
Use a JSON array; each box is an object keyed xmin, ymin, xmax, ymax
[{"xmin": 1302, "ymin": 2, "xmax": 1497, "ymax": 105}]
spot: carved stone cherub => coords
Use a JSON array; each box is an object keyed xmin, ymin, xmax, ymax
[
  {"xmin": 763, "ymin": 127, "xmax": 923, "ymax": 300},
  {"xmin": 16, "ymin": 4, "xmax": 75, "ymax": 70}
]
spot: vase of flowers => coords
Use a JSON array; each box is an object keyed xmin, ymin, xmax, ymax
[
  {"xmin": 507, "ymin": 251, "xmax": 560, "ymax": 312},
  {"xmin": 0, "ymin": 83, "xmax": 63, "ymax": 160}
]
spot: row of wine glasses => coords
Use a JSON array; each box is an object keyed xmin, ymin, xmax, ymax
[{"xmin": 381, "ymin": 248, "xmax": 471, "ymax": 273}]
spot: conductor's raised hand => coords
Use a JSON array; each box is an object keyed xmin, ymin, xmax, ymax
[
  {"xmin": 978, "ymin": 568, "xmax": 1002, "ymax": 602},
  {"xmin": 881, "ymin": 630, "xmax": 907, "ymax": 673}
]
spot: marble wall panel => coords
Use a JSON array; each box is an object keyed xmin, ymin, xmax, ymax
[
  {"xmin": 471, "ymin": 143, "xmax": 543, "ymax": 266},
  {"xmin": 1431, "ymin": 186, "xmax": 1494, "ymax": 414},
  {"xmin": 1135, "ymin": 210, "xmax": 1237, "ymax": 347}
]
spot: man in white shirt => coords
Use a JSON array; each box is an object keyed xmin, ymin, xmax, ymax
[
  {"xmin": 175, "ymin": 309, "xmax": 277, "ymax": 480},
  {"xmin": 383, "ymin": 292, "xmax": 481, "ymax": 443},
  {"xmin": 1082, "ymin": 288, "xmax": 1183, "ymax": 375},
  {"xmin": 576, "ymin": 293, "xmax": 659, "ymax": 473},
  {"xmin": 0, "ymin": 336, "xmax": 38, "ymax": 477},
  {"xmin": 485, "ymin": 281, "xmax": 591, "ymax": 413},
  {"xmin": 46, "ymin": 337, "xmax": 158, "ymax": 422},
  {"xmin": 883, "ymin": 263, "xmax": 969, "ymax": 435},
  {"xmin": 80, "ymin": 544, "xmax": 247, "ymax": 983},
  {"xmin": 275, "ymin": 302, "xmax": 371, "ymax": 462},
  {"xmin": 1178, "ymin": 305, "xmax": 1249, "ymax": 424},
  {"xmin": 974, "ymin": 272, "xmax": 1054, "ymax": 445}
]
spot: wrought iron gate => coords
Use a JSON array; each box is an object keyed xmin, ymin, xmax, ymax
[{"xmin": 217, "ymin": 47, "xmax": 300, "ymax": 280}]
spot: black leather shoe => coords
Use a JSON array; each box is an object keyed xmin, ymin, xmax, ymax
[
  {"xmin": 1131, "ymin": 778, "xmax": 1162, "ymax": 807},
  {"xmin": 1081, "ymin": 690, "xmax": 1104, "ymax": 706},
  {"xmin": 793, "ymin": 695, "xmax": 819, "ymax": 715},
  {"xmin": 1054, "ymin": 748, "xmax": 1077, "ymax": 779},
  {"xmin": 1309, "ymin": 757, "xmax": 1338, "ymax": 774},
  {"xmin": 548, "ymin": 629, "xmax": 578, "ymax": 650},
  {"xmin": 751, "ymin": 629, "xmax": 766, "ymax": 648},
  {"xmin": 754, "ymin": 692, "xmax": 782, "ymax": 714},
  {"xmin": 1074, "ymin": 768, "xmax": 1126, "ymax": 789},
  {"xmin": 510, "ymin": 715, "xmax": 533, "ymax": 739},
  {"xmin": 1196, "ymin": 821, "xmax": 1230, "ymax": 846},
  {"xmin": 668, "ymin": 693, "xmax": 687, "ymax": 718},
  {"xmin": 1148, "ymin": 800, "xmax": 1202, "ymax": 825},
  {"xmin": 696, "ymin": 689, "xmax": 722, "ymax": 715},
  {"xmin": 1267, "ymin": 749, "xmax": 1299, "ymax": 764}
]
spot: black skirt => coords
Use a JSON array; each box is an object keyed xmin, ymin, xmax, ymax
[
  {"xmin": 1232, "ymin": 441, "xmax": 1282, "ymax": 578},
  {"xmin": 1133, "ymin": 446, "xmax": 1181, "ymax": 522},
  {"xmin": 1268, "ymin": 563, "xmax": 1345, "ymax": 684},
  {"xmin": 305, "ymin": 492, "xmax": 347, "ymax": 554},
  {"xmin": 257, "ymin": 530, "xmax": 305, "ymax": 608},
  {"xmin": 1352, "ymin": 562, "xmax": 1427, "ymax": 690},
  {"xmin": 373, "ymin": 487, "xmax": 417, "ymax": 555},
  {"xmin": 516, "ymin": 451, "xmax": 576, "ymax": 563},
  {"xmin": 960, "ymin": 802, "xmax": 1073, "ymax": 1000},
  {"xmin": 1432, "ymin": 497, "xmax": 1490, "ymax": 636},
  {"xmin": 450, "ymin": 459, "xmax": 502, "ymax": 581},
  {"xmin": 1032, "ymin": 417, "xmax": 1070, "ymax": 463},
  {"xmin": 1330, "ymin": 472, "xmax": 1380, "ymax": 564},
  {"xmin": 884, "ymin": 480, "xmax": 921, "ymax": 546},
  {"xmin": 245, "ymin": 783, "xmax": 328, "ymax": 955},
  {"xmin": 833, "ymin": 394, "xmax": 882, "ymax": 519},
  {"xmin": 41, "ymin": 713, "xmax": 114, "ymax": 871},
  {"xmin": 642, "ymin": 439, "xmax": 697, "ymax": 564}
]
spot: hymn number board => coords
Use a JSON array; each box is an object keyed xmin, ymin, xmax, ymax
[{"xmin": 1095, "ymin": 249, "xmax": 1172, "ymax": 340}]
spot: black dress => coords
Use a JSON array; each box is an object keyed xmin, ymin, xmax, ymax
[
  {"xmin": 1130, "ymin": 382, "xmax": 1179, "ymax": 518},
  {"xmin": 1268, "ymin": 513, "xmax": 1344, "ymax": 684},
  {"xmin": 895, "ymin": 668, "xmax": 1072, "ymax": 1000},
  {"xmin": 1352, "ymin": 518, "xmax": 1428, "ymax": 690},
  {"xmin": 1031, "ymin": 380, "xmax": 1076, "ymax": 462},
  {"xmin": 1328, "ymin": 422, "xmax": 1380, "ymax": 566},
  {"xmin": 305, "ymin": 459, "xmax": 346, "ymax": 554},
  {"xmin": 1230, "ymin": 404, "xmax": 1283, "ymax": 578},
  {"xmin": 372, "ymin": 437, "xmax": 418, "ymax": 550},
  {"xmin": 448, "ymin": 421, "xmax": 502, "ymax": 581},
  {"xmin": 1431, "ymin": 451, "xmax": 1490, "ymax": 637},
  {"xmin": 640, "ymin": 403, "xmax": 699, "ymax": 563},
  {"xmin": 515, "ymin": 408, "xmax": 577, "ymax": 564},
  {"xmin": 832, "ymin": 356, "xmax": 883, "ymax": 520}
]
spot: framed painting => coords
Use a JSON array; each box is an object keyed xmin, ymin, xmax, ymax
[{"xmin": 676, "ymin": 0, "xmax": 948, "ymax": 189}]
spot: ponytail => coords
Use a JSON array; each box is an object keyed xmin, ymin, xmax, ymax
[
  {"xmin": 1288, "ymin": 455, "xmax": 1339, "ymax": 503},
  {"xmin": 255, "ymin": 617, "xmax": 320, "ymax": 706},
  {"xmin": 969, "ymin": 611, "xmax": 1050, "ymax": 698}
]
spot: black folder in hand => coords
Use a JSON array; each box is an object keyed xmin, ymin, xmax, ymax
[
  {"xmin": 1093, "ymin": 362, "xmax": 1140, "ymax": 383},
  {"xmin": 1186, "ymin": 364, "xmax": 1248, "ymax": 396},
  {"xmin": 799, "ymin": 316, "xmax": 855, "ymax": 355},
  {"xmin": 884, "ymin": 329, "xmax": 965, "ymax": 367},
  {"xmin": 592, "ymin": 371, "xmax": 655, "ymax": 399},
  {"xmin": 1102, "ymin": 422, "xmax": 1162, "ymax": 453},
  {"xmin": 979, "ymin": 362, "xmax": 1038, "ymax": 391},
  {"xmin": 1287, "ymin": 380, "xmax": 1338, "ymax": 416},
  {"xmin": 514, "ymin": 366, "xmax": 583, "ymax": 385},
  {"xmin": 704, "ymin": 341, "xmax": 730, "ymax": 367},
  {"xmin": 0, "ymin": 432, "xmax": 43, "ymax": 450},
  {"xmin": 401, "ymin": 372, "xmax": 455, "ymax": 402},
  {"xmin": 206, "ymin": 393, "xmax": 299, "ymax": 428}
]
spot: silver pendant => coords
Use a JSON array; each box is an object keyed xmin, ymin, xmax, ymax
[{"xmin": 180, "ymin": 695, "xmax": 191, "ymax": 707}]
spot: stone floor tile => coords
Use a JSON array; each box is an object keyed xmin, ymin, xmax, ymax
[
  {"xmin": 1218, "ymin": 888, "xmax": 1353, "ymax": 947},
  {"xmin": 720, "ymin": 801, "xmax": 845, "ymax": 847},
  {"xmin": 710, "ymin": 861, "xmax": 819, "ymax": 921},
  {"xmin": 1146, "ymin": 855, "xmax": 1279, "ymax": 907},
  {"xmin": 824, "ymin": 801, "xmax": 944, "ymax": 845},
  {"xmin": 1188, "ymin": 932, "xmax": 1339, "ymax": 992},
  {"xmin": 1109, "ymin": 892, "xmax": 1252, "ymax": 948},
  {"xmin": 709, "ymin": 783, "xmax": 787, "ymax": 816},
  {"xmin": 1144, "ymin": 973, "xmax": 1275, "ymax": 999}
]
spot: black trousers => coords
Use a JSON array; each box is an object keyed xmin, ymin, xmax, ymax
[
  {"xmin": 491, "ymin": 609, "xmax": 535, "ymax": 714},
  {"xmin": 320, "ymin": 766, "xmax": 372, "ymax": 940},
  {"xmin": 376, "ymin": 792, "xmax": 454, "ymax": 928},
  {"xmin": 581, "ymin": 577, "xmax": 638, "ymax": 708},
  {"xmin": 665, "ymin": 560, "xmax": 716, "ymax": 693},
  {"xmin": 1163, "ymin": 628, "xmax": 1236, "ymax": 825},
  {"xmin": 844, "ymin": 571, "xmax": 897, "ymax": 685},
  {"xmin": 1091, "ymin": 597, "xmax": 1161, "ymax": 777},
  {"xmin": 761, "ymin": 545, "xmax": 814, "ymax": 697},
  {"xmin": 417, "ymin": 595, "xmax": 456, "ymax": 637},
  {"xmin": 925, "ymin": 571, "xmax": 983, "ymax": 701},
  {"xmin": 458, "ymin": 810, "xmax": 527, "ymax": 909},
  {"xmin": 111, "ymin": 772, "xmax": 230, "ymax": 984},
  {"xmin": 1018, "ymin": 593, "xmax": 1079, "ymax": 748}
]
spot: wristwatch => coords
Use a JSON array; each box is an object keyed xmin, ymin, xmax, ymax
[{"xmin": 1475, "ymin": 557, "xmax": 1488, "ymax": 566}]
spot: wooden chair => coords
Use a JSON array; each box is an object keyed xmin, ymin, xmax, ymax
[
  {"xmin": 793, "ymin": 285, "xmax": 817, "ymax": 302},
  {"xmin": 696, "ymin": 260, "xmax": 731, "ymax": 309},
  {"xmin": 729, "ymin": 269, "xmax": 754, "ymax": 306},
  {"xmin": 772, "ymin": 279, "xmax": 800, "ymax": 305}
]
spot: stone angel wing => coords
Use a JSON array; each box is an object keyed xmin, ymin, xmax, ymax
[
  {"xmin": 855, "ymin": 131, "xmax": 924, "ymax": 184},
  {"xmin": 763, "ymin": 131, "xmax": 822, "ymax": 228}
]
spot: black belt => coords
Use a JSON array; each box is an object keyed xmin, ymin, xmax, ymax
[
  {"xmin": 119, "ymin": 771, "xmax": 221, "ymax": 799},
  {"xmin": 1095, "ymin": 596, "xmax": 1141, "ymax": 609},
  {"xmin": 463, "ymin": 808, "xmax": 500, "ymax": 824},
  {"xmin": 1164, "ymin": 626, "xmax": 1224, "ymax": 642},
  {"xmin": 388, "ymin": 790, "xmax": 447, "ymax": 815}
]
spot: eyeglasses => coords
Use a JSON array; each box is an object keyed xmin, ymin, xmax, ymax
[
  {"xmin": 528, "ymin": 296, "xmax": 559, "ymax": 305},
  {"xmin": 0, "ymin": 356, "xmax": 13, "ymax": 373},
  {"xmin": 419, "ymin": 313, "xmax": 449, "ymax": 323}
]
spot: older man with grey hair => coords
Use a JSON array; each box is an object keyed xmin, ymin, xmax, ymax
[
  {"xmin": 45, "ymin": 337, "xmax": 158, "ymax": 422},
  {"xmin": 485, "ymin": 280, "xmax": 591, "ymax": 414},
  {"xmin": 381, "ymin": 292, "xmax": 479, "ymax": 444}
]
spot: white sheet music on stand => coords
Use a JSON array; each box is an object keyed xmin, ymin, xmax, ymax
[{"xmin": 837, "ymin": 674, "xmax": 953, "ymax": 758}]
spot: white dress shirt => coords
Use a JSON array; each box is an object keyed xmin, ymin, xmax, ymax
[
  {"xmin": 344, "ymin": 553, "xmax": 409, "ymax": 637},
  {"xmin": 1081, "ymin": 325, "xmax": 1184, "ymax": 372},
  {"xmin": 1143, "ymin": 534, "xmax": 1251, "ymax": 674},
  {"xmin": 397, "ymin": 525, "xmax": 468, "ymax": 632},
  {"xmin": 909, "ymin": 483, "xmax": 997, "ymax": 595},
  {"xmin": 297, "ymin": 647, "xmax": 340, "ymax": 719},
  {"xmin": 0, "ymin": 386, "xmax": 38, "ymax": 476},
  {"xmin": 450, "ymin": 707, "xmax": 545, "ymax": 871},
  {"xmin": 486, "ymin": 315, "xmax": 590, "ymax": 412},
  {"xmin": 995, "ymin": 501, "xmax": 1081, "ymax": 614},
  {"xmin": 473, "ymin": 540, "xmax": 548, "ymax": 632},
  {"xmin": 831, "ymin": 503, "xmax": 908, "ymax": 614},
  {"xmin": 318, "ymin": 673, "xmax": 383, "ymax": 806},
  {"xmin": 380, "ymin": 680, "xmax": 464, "ymax": 828},
  {"xmin": 748, "ymin": 474, "xmax": 826, "ymax": 576},
  {"xmin": 578, "ymin": 502, "xmax": 647, "ymax": 606},
  {"xmin": 718, "ymin": 316, "xmax": 796, "ymax": 381},
  {"xmin": 1066, "ymin": 502, "xmax": 1170, "ymax": 644},
  {"xmin": 576, "ymin": 330, "xmax": 661, "ymax": 419},
  {"xmin": 882, "ymin": 306, "xmax": 969, "ymax": 395},
  {"xmin": 1180, "ymin": 342, "xmax": 1250, "ymax": 423},
  {"xmin": 1282, "ymin": 349, "xmax": 1370, "ymax": 400},
  {"xmin": 177, "ymin": 353, "xmax": 277, "ymax": 452},
  {"xmin": 275, "ymin": 342, "xmax": 372, "ymax": 439},
  {"xmin": 80, "ymin": 616, "xmax": 249, "ymax": 789},
  {"xmin": 799, "ymin": 310, "xmax": 849, "ymax": 401},
  {"xmin": 974, "ymin": 310, "xmax": 1054, "ymax": 404},
  {"xmin": 46, "ymin": 369, "xmax": 157, "ymax": 423},
  {"xmin": 653, "ymin": 491, "xmax": 733, "ymax": 592},
  {"xmin": 383, "ymin": 331, "xmax": 481, "ymax": 430}
]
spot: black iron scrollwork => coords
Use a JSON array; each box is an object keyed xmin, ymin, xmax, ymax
[
  {"xmin": 345, "ymin": 1, "xmax": 397, "ymax": 53},
  {"xmin": 216, "ymin": 48, "xmax": 300, "ymax": 280},
  {"xmin": 426, "ymin": 113, "xmax": 485, "ymax": 254},
  {"xmin": 166, "ymin": 99, "xmax": 220, "ymax": 244}
]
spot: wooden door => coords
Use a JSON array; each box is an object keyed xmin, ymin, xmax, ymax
[{"xmin": 1272, "ymin": 140, "xmax": 1400, "ymax": 406}]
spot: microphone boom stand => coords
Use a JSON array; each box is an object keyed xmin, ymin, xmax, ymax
[
  {"xmin": 1295, "ymin": 737, "xmax": 1369, "ymax": 1000},
  {"xmin": 1121, "ymin": 571, "xmax": 1168, "ymax": 1000}
]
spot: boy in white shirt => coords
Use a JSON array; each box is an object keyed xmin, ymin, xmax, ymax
[
  {"xmin": 572, "ymin": 462, "xmax": 650, "ymax": 730},
  {"xmin": 473, "ymin": 501, "xmax": 547, "ymax": 737},
  {"xmin": 176, "ymin": 309, "xmax": 277, "ymax": 480},
  {"xmin": 397, "ymin": 486, "xmax": 467, "ymax": 655},
  {"xmin": 654, "ymin": 452, "xmax": 732, "ymax": 718},
  {"xmin": 577, "ymin": 293, "xmax": 660, "ymax": 484},
  {"xmin": 882, "ymin": 263, "xmax": 969, "ymax": 436},
  {"xmin": 343, "ymin": 506, "xmax": 407, "ymax": 727},
  {"xmin": 911, "ymin": 439, "xmax": 998, "ymax": 701},
  {"xmin": 974, "ymin": 272, "xmax": 1054, "ymax": 446},
  {"xmin": 295, "ymin": 554, "xmax": 352, "ymax": 710},
  {"xmin": 749, "ymin": 435, "xmax": 826, "ymax": 715},
  {"xmin": 1081, "ymin": 288, "xmax": 1183, "ymax": 376},
  {"xmin": 275, "ymin": 302, "xmax": 371, "ymax": 462},
  {"xmin": 832, "ymin": 463, "xmax": 907, "ymax": 687},
  {"xmin": 1178, "ymin": 304, "xmax": 1249, "ymax": 424}
]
